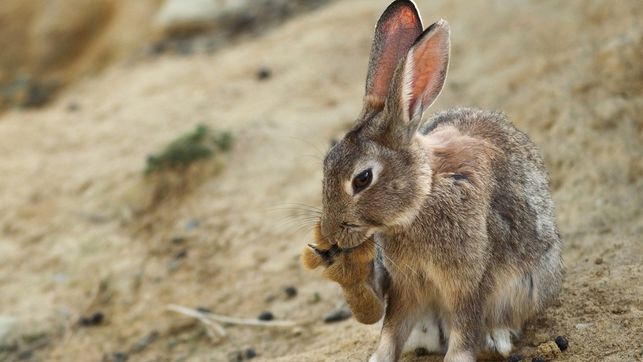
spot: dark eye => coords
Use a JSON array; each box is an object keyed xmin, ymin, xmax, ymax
[{"xmin": 352, "ymin": 169, "xmax": 373, "ymax": 193}]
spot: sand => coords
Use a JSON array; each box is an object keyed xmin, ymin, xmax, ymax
[{"xmin": 0, "ymin": 0, "xmax": 641, "ymax": 361}]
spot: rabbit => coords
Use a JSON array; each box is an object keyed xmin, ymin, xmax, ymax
[{"xmin": 301, "ymin": 1, "xmax": 564, "ymax": 361}]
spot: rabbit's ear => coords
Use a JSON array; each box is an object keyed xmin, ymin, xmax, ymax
[
  {"xmin": 363, "ymin": 0, "xmax": 423, "ymax": 114},
  {"xmin": 391, "ymin": 19, "xmax": 450, "ymax": 126}
]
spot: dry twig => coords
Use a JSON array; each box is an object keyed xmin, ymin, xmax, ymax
[{"xmin": 165, "ymin": 304, "xmax": 296, "ymax": 341}]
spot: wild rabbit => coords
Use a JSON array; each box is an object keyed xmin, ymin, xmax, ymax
[{"xmin": 302, "ymin": 1, "xmax": 563, "ymax": 361}]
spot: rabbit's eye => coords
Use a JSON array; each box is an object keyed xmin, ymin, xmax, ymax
[{"xmin": 352, "ymin": 169, "xmax": 373, "ymax": 193}]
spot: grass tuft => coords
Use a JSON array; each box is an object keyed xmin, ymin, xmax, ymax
[{"xmin": 145, "ymin": 125, "xmax": 232, "ymax": 174}]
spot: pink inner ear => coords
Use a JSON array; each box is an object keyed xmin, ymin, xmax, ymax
[
  {"xmin": 407, "ymin": 26, "xmax": 449, "ymax": 118},
  {"xmin": 366, "ymin": 3, "xmax": 423, "ymax": 109}
]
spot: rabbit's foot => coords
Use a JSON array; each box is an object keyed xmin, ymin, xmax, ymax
[
  {"xmin": 301, "ymin": 222, "xmax": 383, "ymax": 324},
  {"xmin": 484, "ymin": 329, "xmax": 513, "ymax": 357},
  {"xmin": 301, "ymin": 221, "xmax": 375, "ymax": 285}
]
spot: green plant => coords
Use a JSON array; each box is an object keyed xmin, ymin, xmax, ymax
[{"xmin": 145, "ymin": 125, "xmax": 232, "ymax": 174}]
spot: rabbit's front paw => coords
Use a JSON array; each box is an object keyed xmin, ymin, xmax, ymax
[
  {"xmin": 301, "ymin": 223, "xmax": 383, "ymax": 324},
  {"xmin": 301, "ymin": 222, "xmax": 375, "ymax": 286}
]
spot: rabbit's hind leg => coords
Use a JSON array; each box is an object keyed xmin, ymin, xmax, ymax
[
  {"xmin": 488, "ymin": 248, "xmax": 563, "ymax": 326},
  {"xmin": 484, "ymin": 246, "xmax": 563, "ymax": 356}
]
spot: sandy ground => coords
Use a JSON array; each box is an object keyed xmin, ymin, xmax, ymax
[{"xmin": 0, "ymin": 0, "xmax": 641, "ymax": 361}]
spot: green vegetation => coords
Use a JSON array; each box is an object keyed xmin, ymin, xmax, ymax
[{"xmin": 145, "ymin": 125, "xmax": 233, "ymax": 174}]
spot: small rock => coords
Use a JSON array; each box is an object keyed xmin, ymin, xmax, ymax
[
  {"xmin": 174, "ymin": 249, "xmax": 188, "ymax": 259},
  {"xmin": 283, "ymin": 286, "xmax": 297, "ymax": 299},
  {"xmin": 507, "ymin": 353, "xmax": 523, "ymax": 362},
  {"xmin": 19, "ymin": 82, "xmax": 56, "ymax": 108},
  {"xmin": 575, "ymin": 323, "xmax": 591, "ymax": 330},
  {"xmin": 256, "ymin": 67, "xmax": 272, "ymax": 81},
  {"xmin": 323, "ymin": 305, "xmax": 351, "ymax": 323},
  {"xmin": 264, "ymin": 294, "xmax": 277, "ymax": 303},
  {"xmin": 257, "ymin": 311, "xmax": 274, "ymax": 321},
  {"xmin": 594, "ymin": 257, "xmax": 603, "ymax": 265},
  {"xmin": 80, "ymin": 312, "xmax": 104, "ymax": 327},
  {"xmin": 244, "ymin": 347, "xmax": 257, "ymax": 359},
  {"xmin": 112, "ymin": 352, "xmax": 128, "ymax": 362},
  {"xmin": 414, "ymin": 347, "xmax": 429, "ymax": 357},
  {"xmin": 531, "ymin": 357, "xmax": 546, "ymax": 362},
  {"xmin": 554, "ymin": 335, "xmax": 569, "ymax": 351}
]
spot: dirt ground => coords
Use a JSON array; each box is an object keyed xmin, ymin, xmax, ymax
[{"xmin": 0, "ymin": 0, "xmax": 641, "ymax": 361}]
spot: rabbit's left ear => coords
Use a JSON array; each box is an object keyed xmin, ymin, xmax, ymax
[
  {"xmin": 362, "ymin": 1, "xmax": 424, "ymax": 115},
  {"xmin": 387, "ymin": 20, "xmax": 450, "ymax": 131}
]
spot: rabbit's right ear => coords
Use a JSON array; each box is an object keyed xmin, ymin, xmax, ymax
[{"xmin": 362, "ymin": 0, "xmax": 423, "ymax": 115}]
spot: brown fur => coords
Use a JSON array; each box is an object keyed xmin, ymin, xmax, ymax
[
  {"xmin": 302, "ymin": 1, "xmax": 563, "ymax": 361},
  {"xmin": 302, "ymin": 222, "xmax": 384, "ymax": 324}
]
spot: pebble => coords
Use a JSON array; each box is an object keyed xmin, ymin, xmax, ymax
[
  {"xmin": 256, "ymin": 67, "xmax": 272, "ymax": 81},
  {"xmin": 414, "ymin": 347, "xmax": 429, "ymax": 357},
  {"xmin": 226, "ymin": 348, "xmax": 257, "ymax": 362},
  {"xmin": 20, "ymin": 82, "xmax": 56, "ymax": 108},
  {"xmin": 257, "ymin": 311, "xmax": 274, "ymax": 321},
  {"xmin": 531, "ymin": 357, "xmax": 546, "ymax": 362},
  {"xmin": 323, "ymin": 305, "xmax": 352, "ymax": 323},
  {"xmin": 554, "ymin": 335, "xmax": 569, "ymax": 351},
  {"xmin": 80, "ymin": 311, "xmax": 104, "ymax": 326},
  {"xmin": 507, "ymin": 354, "xmax": 523, "ymax": 362},
  {"xmin": 244, "ymin": 347, "xmax": 257, "ymax": 359},
  {"xmin": 594, "ymin": 257, "xmax": 603, "ymax": 265},
  {"xmin": 112, "ymin": 352, "xmax": 128, "ymax": 362},
  {"xmin": 283, "ymin": 286, "xmax": 297, "ymax": 299}
]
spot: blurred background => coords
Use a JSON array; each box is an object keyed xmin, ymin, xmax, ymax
[{"xmin": 0, "ymin": 0, "xmax": 641, "ymax": 361}]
